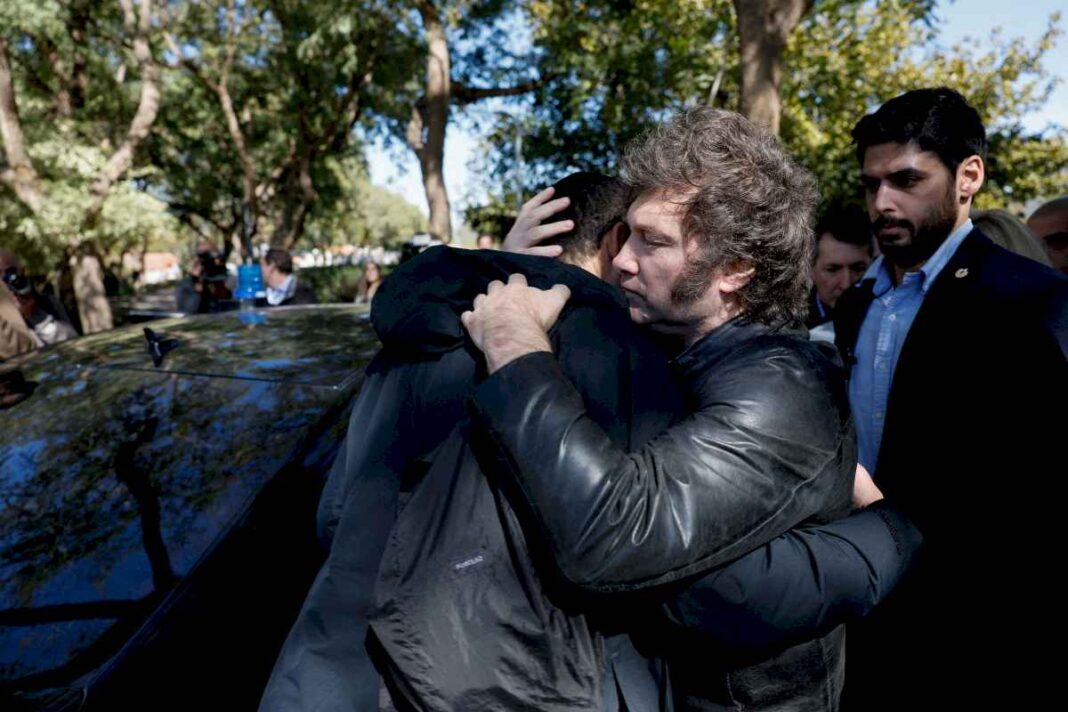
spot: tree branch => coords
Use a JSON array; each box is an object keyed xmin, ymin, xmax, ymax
[
  {"xmin": 85, "ymin": 0, "xmax": 162, "ymax": 225},
  {"xmin": 452, "ymin": 78, "xmax": 545, "ymax": 105},
  {"xmin": 0, "ymin": 38, "xmax": 46, "ymax": 213}
]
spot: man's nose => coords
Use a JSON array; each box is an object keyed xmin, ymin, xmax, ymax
[
  {"xmin": 612, "ymin": 239, "xmax": 639, "ymax": 276},
  {"xmin": 871, "ymin": 183, "xmax": 897, "ymax": 216}
]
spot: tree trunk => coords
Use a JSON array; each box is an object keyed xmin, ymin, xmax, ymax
[
  {"xmin": 72, "ymin": 0, "xmax": 161, "ymax": 333},
  {"xmin": 414, "ymin": 1, "xmax": 452, "ymax": 243},
  {"xmin": 0, "ymin": 38, "xmax": 47, "ymax": 213},
  {"xmin": 732, "ymin": 0, "xmax": 812, "ymax": 136},
  {"xmin": 43, "ymin": 40, "xmax": 73, "ymax": 118},
  {"xmin": 271, "ymin": 150, "xmax": 317, "ymax": 250},
  {"xmin": 69, "ymin": 0, "xmax": 91, "ymax": 111},
  {"xmin": 216, "ymin": 81, "xmax": 259, "ymax": 241},
  {"xmin": 72, "ymin": 250, "xmax": 113, "ymax": 333}
]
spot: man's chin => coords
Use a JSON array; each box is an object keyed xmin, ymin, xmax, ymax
[{"xmin": 627, "ymin": 305, "xmax": 652, "ymax": 325}]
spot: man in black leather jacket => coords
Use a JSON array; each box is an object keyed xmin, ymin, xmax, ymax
[
  {"xmin": 463, "ymin": 109, "xmax": 879, "ymax": 710},
  {"xmin": 261, "ymin": 170, "xmax": 918, "ymax": 712}
]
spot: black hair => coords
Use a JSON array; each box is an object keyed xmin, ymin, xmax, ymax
[
  {"xmin": 539, "ymin": 172, "xmax": 631, "ymax": 259},
  {"xmin": 814, "ymin": 205, "xmax": 874, "ymax": 253},
  {"xmin": 852, "ymin": 87, "xmax": 987, "ymax": 174},
  {"xmin": 263, "ymin": 248, "xmax": 294, "ymax": 274}
]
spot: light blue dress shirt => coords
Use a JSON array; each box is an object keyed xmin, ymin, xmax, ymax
[{"xmin": 849, "ymin": 219, "xmax": 974, "ymax": 474}]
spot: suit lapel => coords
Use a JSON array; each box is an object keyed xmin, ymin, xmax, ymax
[
  {"xmin": 891, "ymin": 230, "xmax": 990, "ymax": 385},
  {"xmin": 878, "ymin": 230, "xmax": 991, "ymax": 471},
  {"xmin": 833, "ymin": 279, "xmax": 876, "ymax": 370}
]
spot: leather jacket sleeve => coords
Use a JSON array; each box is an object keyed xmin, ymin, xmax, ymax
[
  {"xmin": 469, "ymin": 347, "xmax": 854, "ymax": 593},
  {"xmin": 661, "ymin": 500, "xmax": 922, "ymax": 651}
]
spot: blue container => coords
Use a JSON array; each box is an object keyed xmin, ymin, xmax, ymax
[{"xmin": 235, "ymin": 264, "xmax": 264, "ymax": 300}]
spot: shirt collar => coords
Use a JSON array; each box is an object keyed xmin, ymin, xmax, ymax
[
  {"xmin": 865, "ymin": 218, "xmax": 973, "ymax": 297},
  {"xmin": 266, "ymin": 274, "xmax": 296, "ymax": 306}
]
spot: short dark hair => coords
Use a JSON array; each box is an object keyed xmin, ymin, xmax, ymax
[
  {"xmin": 263, "ymin": 248, "xmax": 294, "ymax": 274},
  {"xmin": 620, "ymin": 107, "xmax": 818, "ymax": 329},
  {"xmin": 539, "ymin": 172, "xmax": 632, "ymax": 260},
  {"xmin": 852, "ymin": 87, "xmax": 987, "ymax": 174},
  {"xmin": 814, "ymin": 205, "xmax": 874, "ymax": 256}
]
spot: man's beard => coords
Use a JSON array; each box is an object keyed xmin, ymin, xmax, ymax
[{"xmin": 872, "ymin": 184, "xmax": 959, "ymax": 270}]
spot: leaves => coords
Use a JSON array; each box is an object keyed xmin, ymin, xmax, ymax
[{"xmin": 473, "ymin": 0, "xmax": 1066, "ymax": 211}]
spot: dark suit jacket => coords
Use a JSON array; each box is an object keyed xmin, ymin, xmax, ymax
[
  {"xmin": 834, "ymin": 229, "xmax": 1068, "ymax": 710},
  {"xmin": 281, "ymin": 280, "xmax": 318, "ymax": 306}
]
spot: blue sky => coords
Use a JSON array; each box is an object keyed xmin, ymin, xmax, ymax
[{"xmin": 367, "ymin": 0, "xmax": 1067, "ymax": 230}]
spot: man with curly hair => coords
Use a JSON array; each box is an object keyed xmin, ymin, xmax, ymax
[{"xmin": 461, "ymin": 107, "xmax": 900, "ymax": 710}]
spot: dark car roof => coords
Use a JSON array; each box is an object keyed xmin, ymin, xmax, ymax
[{"xmin": 0, "ymin": 306, "xmax": 377, "ymax": 696}]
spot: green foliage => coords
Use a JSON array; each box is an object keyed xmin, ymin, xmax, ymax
[
  {"xmin": 781, "ymin": 2, "xmax": 1067, "ymax": 209},
  {"xmin": 1, "ymin": 0, "xmax": 188, "ymax": 274},
  {"xmin": 1, "ymin": 0, "xmax": 428, "ymax": 281},
  {"xmin": 0, "ymin": 139, "xmax": 185, "ymax": 273},
  {"xmin": 296, "ymin": 263, "xmax": 391, "ymax": 303},
  {"xmin": 491, "ymin": 0, "xmax": 736, "ymax": 184},
  {"xmin": 464, "ymin": 198, "xmax": 516, "ymax": 241},
  {"xmin": 474, "ymin": 1, "xmax": 1067, "ymax": 210},
  {"xmin": 303, "ymin": 157, "xmax": 428, "ymax": 249}
]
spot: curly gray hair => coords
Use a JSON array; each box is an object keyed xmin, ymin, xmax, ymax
[{"xmin": 620, "ymin": 107, "xmax": 818, "ymax": 328}]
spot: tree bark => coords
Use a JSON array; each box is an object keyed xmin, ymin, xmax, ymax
[
  {"xmin": 413, "ymin": 1, "xmax": 452, "ymax": 243},
  {"xmin": 165, "ymin": 0, "xmax": 260, "ymax": 249},
  {"xmin": 69, "ymin": 0, "xmax": 91, "ymax": 111},
  {"xmin": 0, "ymin": 38, "xmax": 47, "ymax": 213},
  {"xmin": 271, "ymin": 149, "xmax": 317, "ymax": 249},
  {"xmin": 85, "ymin": 0, "xmax": 162, "ymax": 225},
  {"xmin": 72, "ymin": 249, "xmax": 112, "ymax": 333},
  {"xmin": 69, "ymin": 0, "xmax": 161, "ymax": 333},
  {"xmin": 42, "ymin": 39, "xmax": 73, "ymax": 118},
  {"xmin": 732, "ymin": 0, "xmax": 813, "ymax": 135}
]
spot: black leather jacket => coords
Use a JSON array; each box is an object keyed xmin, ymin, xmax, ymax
[{"xmin": 471, "ymin": 318, "xmax": 858, "ymax": 710}]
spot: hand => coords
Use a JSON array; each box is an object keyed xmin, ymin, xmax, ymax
[
  {"xmin": 461, "ymin": 273, "xmax": 571, "ymax": 373},
  {"xmin": 503, "ymin": 186, "xmax": 574, "ymax": 257},
  {"xmin": 852, "ymin": 463, "xmax": 884, "ymax": 509}
]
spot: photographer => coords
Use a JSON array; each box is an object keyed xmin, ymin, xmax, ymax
[
  {"xmin": 176, "ymin": 240, "xmax": 232, "ymax": 314},
  {"xmin": 1, "ymin": 282, "xmax": 37, "ymax": 361},
  {"xmin": 0, "ymin": 249, "xmax": 77, "ymax": 351}
]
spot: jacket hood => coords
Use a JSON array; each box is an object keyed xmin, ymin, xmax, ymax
[{"xmin": 370, "ymin": 246, "xmax": 623, "ymax": 357}]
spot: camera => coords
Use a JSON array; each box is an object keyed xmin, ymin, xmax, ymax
[
  {"xmin": 196, "ymin": 251, "xmax": 229, "ymax": 283},
  {"xmin": 2, "ymin": 266, "xmax": 31, "ymax": 296}
]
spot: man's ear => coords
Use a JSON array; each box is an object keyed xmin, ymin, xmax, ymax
[
  {"xmin": 720, "ymin": 262, "xmax": 755, "ymax": 294},
  {"xmin": 957, "ymin": 154, "xmax": 984, "ymax": 204},
  {"xmin": 600, "ymin": 222, "xmax": 630, "ymax": 261}
]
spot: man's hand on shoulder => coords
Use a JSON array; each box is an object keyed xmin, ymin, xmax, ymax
[{"xmin": 461, "ymin": 273, "xmax": 571, "ymax": 374}]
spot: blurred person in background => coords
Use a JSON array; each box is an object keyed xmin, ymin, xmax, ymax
[
  {"xmin": 262, "ymin": 248, "xmax": 317, "ymax": 306},
  {"xmin": 807, "ymin": 206, "xmax": 875, "ymax": 329},
  {"xmin": 1027, "ymin": 196, "xmax": 1068, "ymax": 275},
  {"xmin": 353, "ymin": 260, "xmax": 383, "ymax": 305},
  {"xmin": 971, "ymin": 208, "xmax": 1052, "ymax": 266},
  {"xmin": 1, "ymin": 280, "xmax": 38, "ymax": 361},
  {"xmin": 476, "ymin": 234, "xmax": 496, "ymax": 249},
  {"xmin": 0, "ymin": 248, "xmax": 77, "ymax": 347},
  {"xmin": 176, "ymin": 240, "xmax": 232, "ymax": 313}
]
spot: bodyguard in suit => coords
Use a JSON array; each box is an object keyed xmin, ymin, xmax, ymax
[{"xmin": 835, "ymin": 87, "xmax": 1068, "ymax": 710}]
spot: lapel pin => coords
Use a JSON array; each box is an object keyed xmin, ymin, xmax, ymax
[{"xmin": 955, "ymin": 268, "xmax": 969, "ymax": 279}]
